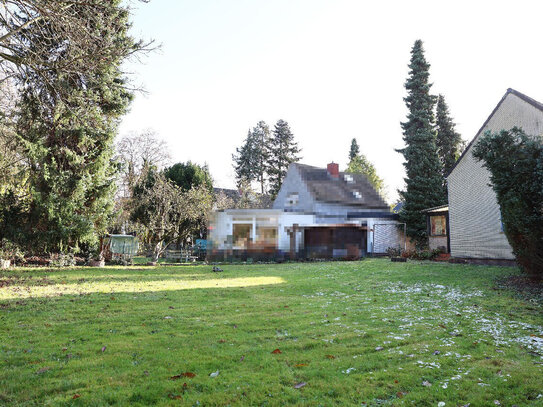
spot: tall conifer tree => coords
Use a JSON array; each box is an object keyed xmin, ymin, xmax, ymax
[
  {"xmin": 232, "ymin": 121, "xmax": 271, "ymax": 194},
  {"xmin": 268, "ymin": 120, "xmax": 301, "ymax": 197},
  {"xmin": 252, "ymin": 121, "xmax": 271, "ymax": 194},
  {"xmin": 397, "ymin": 40, "xmax": 445, "ymax": 247},
  {"xmin": 14, "ymin": 1, "xmax": 139, "ymax": 253},
  {"xmin": 232, "ymin": 130, "xmax": 254, "ymax": 187},
  {"xmin": 349, "ymin": 138, "xmax": 360, "ymax": 162},
  {"xmin": 436, "ymin": 94, "xmax": 464, "ymax": 181}
]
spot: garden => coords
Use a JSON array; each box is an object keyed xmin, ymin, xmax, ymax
[{"xmin": 1, "ymin": 259, "xmax": 542, "ymax": 406}]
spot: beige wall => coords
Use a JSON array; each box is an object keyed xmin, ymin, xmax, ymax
[
  {"xmin": 429, "ymin": 236, "xmax": 448, "ymax": 251},
  {"xmin": 447, "ymin": 92, "xmax": 543, "ymax": 259}
]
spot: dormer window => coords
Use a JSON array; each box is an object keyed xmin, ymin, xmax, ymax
[
  {"xmin": 352, "ymin": 191, "xmax": 362, "ymax": 199},
  {"xmin": 344, "ymin": 174, "xmax": 354, "ymax": 183},
  {"xmin": 286, "ymin": 193, "xmax": 299, "ymax": 206}
]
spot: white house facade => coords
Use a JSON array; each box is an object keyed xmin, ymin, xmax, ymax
[{"xmin": 208, "ymin": 163, "xmax": 404, "ymax": 261}]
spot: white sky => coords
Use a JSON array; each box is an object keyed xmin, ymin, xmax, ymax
[{"xmin": 119, "ymin": 0, "xmax": 543, "ymax": 203}]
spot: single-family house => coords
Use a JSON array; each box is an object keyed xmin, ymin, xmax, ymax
[
  {"xmin": 208, "ymin": 162, "xmax": 405, "ymax": 261},
  {"xmin": 447, "ymin": 88, "xmax": 543, "ymax": 263}
]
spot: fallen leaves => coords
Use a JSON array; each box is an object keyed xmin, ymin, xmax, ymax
[
  {"xmin": 36, "ymin": 367, "xmax": 50, "ymax": 375},
  {"xmin": 170, "ymin": 372, "xmax": 196, "ymax": 380},
  {"xmin": 72, "ymin": 394, "xmax": 81, "ymax": 399},
  {"xmin": 325, "ymin": 354, "xmax": 335, "ymax": 359},
  {"xmin": 293, "ymin": 382, "xmax": 307, "ymax": 389},
  {"xmin": 271, "ymin": 349, "xmax": 282, "ymax": 354},
  {"xmin": 294, "ymin": 363, "xmax": 308, "ymax": 367}
]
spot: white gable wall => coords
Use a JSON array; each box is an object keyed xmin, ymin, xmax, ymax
[
  {"xmin": 272, "ymin": 164, "xmax": 315, "ymax": 212},
  {"xmin": 447, "ymin": 92, "xmax": 543, "ymax": 259}
]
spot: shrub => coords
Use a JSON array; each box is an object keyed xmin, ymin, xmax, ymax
[
  {"xmin": 401, "ymin": 249, "xmax": 442, "ymax": 261},
  {"xmin": 386, "ymin": 247, "xmax": 402, "ymax": 258},
  {"xmin": 0, "ymin": 239, "xmax": 24, "ymax": 264},
  {"xmin": 49, "ymin": 253, "xmax": 76, "ymax": 267},
  {"xmin": 473, "ymin": 128, "xmax": 543, "ymax": 279}
]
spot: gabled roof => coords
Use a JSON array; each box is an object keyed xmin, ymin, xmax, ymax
[
  {"xmin": 446, "ymin": 88, "xmax": 543, "ymax": 178},
  {"xmin": 293, "ymin": 163, "xmax": 389, "ymax": 209}
]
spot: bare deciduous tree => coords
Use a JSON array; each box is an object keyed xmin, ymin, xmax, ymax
[{"xmin": 115, "ymin": 130, "xmax": 171, "ymax": 197}]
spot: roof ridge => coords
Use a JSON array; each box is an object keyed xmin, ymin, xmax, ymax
[
  {"xmin": 446, "ymin": 88, "xmax": 543, "ymax": 178},
  {"xmin": 507, "ymin": 88, "xmax": 543, "ymax": 112}
]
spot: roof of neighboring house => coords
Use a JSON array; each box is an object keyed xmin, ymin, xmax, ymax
[
  {"xmin": 293, "ymin": 163, "xmax": 389, "ymax": 209},
  {"xmin": 213, "ymin": 187, "xmax": 240, "ymax": 201},
  {"xmin": 421, "ymin": 204, "xmax": 449, "ymax": 213},
  {"xmin": 446, "ymin": 88, "xmax": 543, "ymax": 178},
  {"xmin": 392, "ymin": 201, "xmax": 404, "ymax": 214}
]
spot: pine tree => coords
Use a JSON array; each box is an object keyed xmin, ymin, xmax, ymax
[
  {"xmin": 232, "ymin": 121, "xmax": 270, "ymax": 194},
  {"xmin": 348, "ymin": 138, "xmax": 360, "ymax": 162},
  {"xmin": 267, "ymin": 120, "xmax": 301, "ymax": 197},
  {"xmin": 436, "ymin": 94, "xmax": 464, "ymax": 181},
  {"xmin": 251, "ymin": 121, "xmax": 271, "ymax": 194},
  {"xmin": 14, "ymin": 1, "xmax": 138, "ymax": 253},
  {"xmin": 397, "ymin": 40, "xmax": 445, "ymax": 248},
  {"xmin": 232, "ymin": 130, "xmax": 255, "ymax": 187}
]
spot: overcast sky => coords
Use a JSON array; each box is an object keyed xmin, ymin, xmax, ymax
[{"xmin": 119, "ymin": 0, "xmax": 543, "ymax": 203}]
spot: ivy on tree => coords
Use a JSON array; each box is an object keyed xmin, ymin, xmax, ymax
[{"xmin": 397, "ymin": 40, "xmax": 446, "ymax": 248}]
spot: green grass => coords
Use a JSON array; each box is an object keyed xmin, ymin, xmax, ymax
[{"xmin": 0, "ymin": 260, "xmax": 542, "ymax": 406}]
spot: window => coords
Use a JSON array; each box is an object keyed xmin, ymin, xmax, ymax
[
  {"xmin": 344, "ymin": 174, "xmax": 354, "ymax": 183},
  {"xmin": 286, "ymin": 193, "xmax": 299, "ymax": 206},
  {"xmin": 233, "ymin": 224, "xmax": 252, "ymax": 248},
  {"xmin": 352, "ymin": 191, "xmax": 362, "ymax": 199},
  {"xmin": 256, "ymin": 227, "xmax": 278, "ymax": 245},
  {"xmin": 430, "ymin": 215, "xmax": 447, "ymax": 236}
]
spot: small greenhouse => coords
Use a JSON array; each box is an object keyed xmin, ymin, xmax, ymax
[{"xmin": 103, "ymin": 234, "xmax": 139, "ymax": 261}]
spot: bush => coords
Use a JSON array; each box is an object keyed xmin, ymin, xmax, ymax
[
  {"xmin": 49, "ymin": 253, "xmax": 76, "ymax": 267},
  {"xmin": 0, "ymin": 239, "xmax": 24, "ymax": 264},
  {"xmin": 386, "ymin": 247, "xmax": 402, "ymax": 258},
  {"xmin": 473, "ymin": 128, "xmax": 543, "ymax": 279},
  {"xmin": 401, "ymin": 249, "xmax": 442, "ymax": 261}
]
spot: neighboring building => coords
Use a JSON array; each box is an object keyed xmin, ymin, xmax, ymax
[
  {"xmin": 208, "ymin": 162, "xmax": 404, "ymax": 261},
  {"xmin": 447, "ymin": 88, "xmax": 543, "ymax": 261},
  {"xmin": 422, "ymin": 205, "xmax": 449, "ymax": 253}
]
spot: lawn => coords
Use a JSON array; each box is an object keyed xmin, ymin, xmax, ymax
[{"xmin": 0, "ymin": 259, "xmax": 542, "ymax": 406}]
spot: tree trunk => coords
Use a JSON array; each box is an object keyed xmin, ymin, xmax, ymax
[{"xmin": 153, "ymin": 241, "xmax": 162, "ymax": 262}]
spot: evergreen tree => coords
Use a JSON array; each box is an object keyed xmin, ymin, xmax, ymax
[
  {"xmin": 232, "ymin": 130, "xmax": 255, "ymax": 187},
  {"xmin": 164, "ymin": 162, "xmax": 213, "ymax": 193},
  {"xmin": 232, "ymin": 121, "xmax": 271, "ymax": 194},
  {"xmin": 473, "ymin": 128, "xmax": 543, "ymax": 278},
  {"xmin": 435, "ymin": 94, "xmax": 464, "ymax": 181},
  {"xmin": 251, "ymin": 121, "xmax": 271, "ymax": 194},
  {"xmin": 13, "ymin": 1, "xmax": 138, "ymax": 253},
  {"xmin": 397, "ymin": 40, "xmax": 445, "ymax": 248},
  {"xmin": 268, "ymin": 120, "xmax": 301, "ymax": 197},
  {"xmin": 347, "ymin": 153, "xmax": 386, "ymax": 198},
  {"xmin": 348, "ymin": 138, "xmax": 360, "ymax": 162}
]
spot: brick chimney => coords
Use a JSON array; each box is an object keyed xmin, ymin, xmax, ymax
[{"xmin": 327, "ymin": 162, "xmax": 339, "ymax": 179}]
